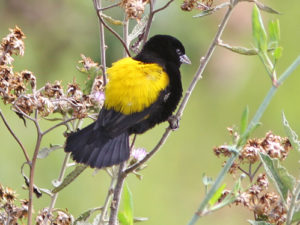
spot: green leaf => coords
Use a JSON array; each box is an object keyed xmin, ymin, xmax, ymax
[
  {"xmin": 240, "ymin": 106, "xmax": 249, "ymax": 135},
  {"xmin": 273, "ymin": 46, "xmax": 283, "ymax": 61},
  {"xmin": 259, "ymin": 153, "xmax": 295, "ymax": 200},
  {"xmin": 282, "ymin": 112, "xmax": 300, "ymax": 152},
  {"xmin": 118, "ymin": 183, "xmax": 134, "ymax": 225},
  {"xmin": 252, "ymin": 5, "xmax": 267, "ymax": 52},
  {"xmin": 210, "ymin": 177, "xmax": 243, "ymax": 211},
  {"xmin": 248, "ymin": 220, "xmax": 272, "ymax": 225},
  {"xmin": 209, "ymin": 183, "xmax": 226, "ymax": 206},
  {"xmin": 52, "ymin": 164, "xmax": 87, "ymax": 193},
  {"xmin": 268, "ymin": 19, "xmax": 280, "ymax": 47}
]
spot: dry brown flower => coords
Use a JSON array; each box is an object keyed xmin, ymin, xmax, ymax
[
  {"xmin": 240, "ymin": 139, "xmax": 262, "ymax": 163},
  {"xmin": 256, "ymin": 173, "xmax": 269, "ymax": 189},
  {"xmin": 181, "ymin": 0, "xmax": 213, "ymax": 11},
  {"xmin": 213, "ymin": 145, "xmax": 232, "ymax": 157},
  {"xmin": 0, "ymin": 26, "xmax": 25, "ymax": 65},
  {"xmin": 3, "ymin": 187, "xmax": 17, "ymax": 203},
  {"xmin": 121, "ymin": 0, "xmax": 149, "ymax": 20}
]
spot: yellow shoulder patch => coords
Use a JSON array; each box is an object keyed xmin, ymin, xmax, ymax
[{"xmin": 104, "ymin": 57, "xmax": 169, "ymax": 115}]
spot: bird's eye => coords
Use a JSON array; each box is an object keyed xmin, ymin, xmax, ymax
[{"xmin": 176, "ymin": 48, "xmax": 182, "ymax": 56}]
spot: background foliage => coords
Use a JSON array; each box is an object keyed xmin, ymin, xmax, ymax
[{"xmin": 0, "ymin": 0, "xmax": 299, "ymax": 224}]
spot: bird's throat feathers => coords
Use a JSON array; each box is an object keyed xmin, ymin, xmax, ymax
[{"xmin": 104, "ymin": 58, "xmax": 169, "ymax": 115}]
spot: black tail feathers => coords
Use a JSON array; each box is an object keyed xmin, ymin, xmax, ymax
[{"xmin": 65, "ymin": 122, "xmax": 130, "ymax": 168}]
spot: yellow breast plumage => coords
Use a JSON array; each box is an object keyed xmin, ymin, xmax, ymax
[{"xmin": 104, "ymin": 57, "xmax": 169, "ymax": 115}]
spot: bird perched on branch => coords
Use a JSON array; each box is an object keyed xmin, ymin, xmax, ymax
[{"xmin": 65, "ymin": 35, "xmax": 191, "ymax": 168}]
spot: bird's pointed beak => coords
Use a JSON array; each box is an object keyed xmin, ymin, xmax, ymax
[{"xmin": 180, "ymin": 54, "xmax": 191, "ymax": 64}]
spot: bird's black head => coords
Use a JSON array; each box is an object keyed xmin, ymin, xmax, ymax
[{"xmin": 135, "ymin": 35, "xmax": 191, "ymax": 67}]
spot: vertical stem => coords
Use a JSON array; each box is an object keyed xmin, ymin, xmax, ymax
[
  {"xmin": 108, "ymin": 163, "xmax": 126, "ymax": 225},
  {"xmin": 47, "ymin": 153, "xmax": 71, "ymax": 214},
  {"xmin": 95, "ymin": 0, "xmax": 107, "ymax": 85},
  {"xmin": 98, "ymin": 169, "xmax": 118, "ymax": 225},
  {"xmin": 27, "ymin": 131, "xmax": 42, "ymax": 225},
  {"xmin": 123, "ymin": 16, "xmax": 129, "ymax": 57}
]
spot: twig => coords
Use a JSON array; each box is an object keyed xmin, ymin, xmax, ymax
[
  {"xmin": 187, "ymin": 55, "xmax": 300, "ymax": 225},
  {"xmin": 249, "ymin": 162, "xmax": 262, "ymax": 182},
  {"xmin": 126, "ymin": 0, "xmax": 234, "ymax": 175},
  {"xmin": 286, "ymin": 181, "xmax": 300, "ymax": 225},
  {"xmin": 125, "ymin": 127, "xmax": 171, "ymax": 174},
  {"xmin": 42, "ymin": 117, "xmax": 76, "ymax": 136},
  {"xmin": 98, "ymin": 2, "xmax": 121, "ymax": 11},
  {"xmin": 108, "ymin": 162, "xmax": 126, "ymax": 225},
  {"xmin": 0, "ymin": 108, "xmax": 30, "ymax": 163},
  {"xmin": 93, "ymin": 4, "xmax": 131, "ymax": 57},
  {"xmin": 45, "ymin": 153, "xmax": 71, "ymax": 222},
  {"xmin": 98, "ymin": 169, "xmax": 118, "ymax": 225},
  {"xmin": 93, "ymin": 0, "xmax": 108, "ymax": 85},
  {"xmin": 123, "ymin": 15, "xmax": 129, "ymax": 57},
  {"xmin": 142, "ymin": 0, "xmax": 174, "ymax": 44},
  {"xmin": 108, "ymin": 135, "xmax": 137, "ymax": 224},
  {"xmin": 237, "ymin": 166, "xmax": 250, "ymax": 177},
  {"xmin": 28, "ymin": 125, "xmax": 43, "ymax": 225}
]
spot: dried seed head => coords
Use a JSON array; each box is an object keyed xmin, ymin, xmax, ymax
[
  {"xmin": 261, "ymin": 131, "xmax": 290, "ymax": 160},
  {"xmin": 240, "ymin": 139, "xmax": 262, "ymax": 163},
  {"xmin": 256, "ymin": 173, "xmax": 269, "ymax": 189},
  {"xmin": 3, "ymin": 187, "xmax": 17, "ymax": 203},
  {"xmin": 0, "ymin": 26, "xmax": 25, "ymax": 65},
  {"xmin": 121, "ymin": 0, "xmax": 148, "ymax": 20},
  {"xmin": 181, "ymin": 0, "xmax": 213, "ymax": 11},
  {"xmin": 213, "ymin": 145, "xmax": 232, "ymax": 157}
]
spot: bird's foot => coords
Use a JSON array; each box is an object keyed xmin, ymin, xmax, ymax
[{"xmin": 168, "ymin": 115, "xmax": 180, "ymax": 130}]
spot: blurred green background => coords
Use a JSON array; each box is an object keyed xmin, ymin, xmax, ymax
[{"xmin": 0, "ymin": 0, "xmax": 300, "ymax": 224}]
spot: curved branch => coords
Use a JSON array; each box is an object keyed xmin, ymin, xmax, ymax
[
  {"xmin": 0, "ymin": 108, "xmax": 30, "ymax": 163},
  {"xmin": 95, "ymin": 8, "xmax": 131, "ymax": 57},
  {"xmin": 42, "ymin": 117, "xmax": 76, "ymax": 136}
]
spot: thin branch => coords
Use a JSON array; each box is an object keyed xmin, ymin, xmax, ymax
[
  {"xmin": 0, "ymin": 108, "xmax": 30, "ymax": 163},
  {"xmin": 249, "ymin": 162, "xmax": 262, "ymax": 182},
  {"xmin": 108, "ymin": 162, "xmax": 126, "ymax": 225},
  {"xmin": 98, "ymin": 2, "xmax": 121, "ymax": 11},
  {"xmin": 153, "ymin": 0, "xmax": 175, "ymax": 14},
  {"xmin": 125, "ymin": 127, "xmax": 171, "ymax": 174},
  {"xmin": 94, "ymin": 5, "xmax": 131, "ymax": 57},
  {"xmin": 98, "ymin": 169, "xmax": 118, "ymax": 225},
  {"xmin": 93, "ymin": 0, "xmax": 108, "ymax": 85},
  {"xmin": 143, "ymin": 0, "xmax": 174, "ymax": 44},
  {"xmin": 27, "ymin": 131, "xmax": 42, "ymax": 225},
  {"xmin": 13, "ymin": 105, "xmax": 36, "ymax": 123},
  {"xmin": 142, "ymin": 0, "xmax": 154, "ymax": 44},
  {"xmin": 45, "ymin": 153, "xmax": 71, "ymax": 222},
  {"xmin": 42, "ymin": 117, "xmax": 76, "ymax": 136},
  {"xmin": 126, "ymin": 0, "xmax": 234, "ymax": 175},
  {"xmin": 237, "ymin": 166, "xmax": 250, "ymax": 177},
  {"xmin": 286, "ymin": 181, "xmax": 300, "ymax": 225}
]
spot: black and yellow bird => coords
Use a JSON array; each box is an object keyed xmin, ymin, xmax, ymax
[{"xmin": 65, "ymin": 35, "xmax": 190, "ymax": 168}]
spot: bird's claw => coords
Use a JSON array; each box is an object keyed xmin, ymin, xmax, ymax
[{"xmin": 168, "ymin": 115, "xmax": 179, "ymax": 130}]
